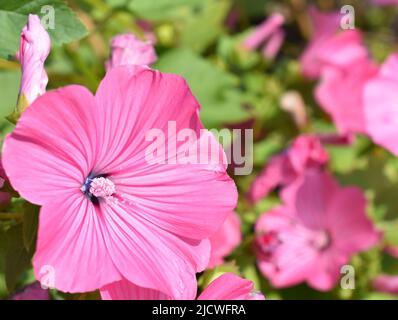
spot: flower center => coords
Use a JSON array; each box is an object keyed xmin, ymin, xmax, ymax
[
  {"xmin": 81, "ymin": 176, "xmax": 116, "ymax": 200},
  {"xmin": 311, "ymin": 230, "xmax": 330, "ymax": 251},
  {"xmin": 255, "ymin": 231, "xmax": 281, "ymax": 260}
]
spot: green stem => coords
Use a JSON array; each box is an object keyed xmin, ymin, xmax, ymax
[{"xmin": 0, "ymin": 212, "xmax": 22, "ymax": 220}]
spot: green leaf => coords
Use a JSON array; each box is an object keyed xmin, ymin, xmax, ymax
[
  {"xmin": 22, "ymin": 203, "xmax": 39, "ymax": 251},
  {"xmin": 178, "ymin": 0, "xmax": 231, "ymax": 53},
  {"xmin": 5, "ymin": 224, "xmax": 34, "ymax": 292},
  {"xmin": 0, "ymin": 0, "xmax": 88, "ymax": 59},
  {"xmin": 128, "ymin": 0, "xmax": 202, "ymax": 21},
  {"xmin": 380, "ymin": 220, "xmax": 398, "ymax": 246},
  {"xmin": 0, "ymin": 70, "xmax": 19, "ymax": 125},
  {"xmin": 155, "ymin": 48, "xmax": 251, "ymax": 127}
]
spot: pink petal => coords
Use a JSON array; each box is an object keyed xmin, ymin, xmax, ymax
[
  {"xmin": 248, "ymin": 154, "xmax": 292, "ymax": 202},
  {"xmin": 300, "ymin": 7, "xmax": 340, "ymax": 79},
  {"xmin": 295, "ymin": 171, "xmax": 338, "ymax": 230},
  {"xmin": 2, "ymin": 85, "xmax": 98, "ymax": 205},
  {"xmin": 198, "ymin": 273, "xmax": 264, "ymax": 300},
  {"xmin": 106, "ymin": 33, "xmax": 157, "ymax": 71},
  {"xmin": 100, "ymin": 200, "xmax": 209, "ymax": 299},
  {"xmin": 316, "ymin": 30, "xmax": 368, "ymax": 71},
  {"xmin": 262, "ymin": 30, "xmax": 285, "ymax": 59},
  {"xmin": 208, "ymin": 212, "xmax": 241, "ymax": 268},
  {"xmin": 316, "ymin": 60, "xmax": 378, "ymax": 134},
  {"xmin": 255, "ymin": 210, "xmax": 317, "ymax": 288},
  {"xmin": 373, "ymin": 274, "xmax": 398, "ymax": 294},
  {"xmin": 242, "ymin": 13, "xmax": 284, "ymax": 51},
  {"xmin": 327, "ymin": 187, "xmax": 380, "ymax": 254},
  {"xmin": 364, "ymin": 55, "xmax": 398, "ymax": 155},
  {"xmin": 101, "ymin": 279, "xmax": 169, "ymax": 300},
  {"xmin": 306, "ymin": 250, "xmax": 347, "ymax": 291},
  {"xmin": 33, "ymin": 193, "xmax": 122, "ymax": 293}
]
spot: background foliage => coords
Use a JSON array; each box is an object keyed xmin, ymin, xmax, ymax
[{"xmin": 1, "ymin": 0, "xmax": 398, "ymax": 300}]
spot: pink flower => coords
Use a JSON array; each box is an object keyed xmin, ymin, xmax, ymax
[
  {"xmin": 316, "ymin": 55, "xmax": 378, "ymax": 134},
  {"xmin": 101, "ymin": 273, "xmax": 265, "ymax": 300},
  {"xmin": 208, "ymin": 211, "xmax": 241, "ymax": 268},
  {"xmin": 242, "ymin": 13, "xmax": 285, "ymax": 59},
  {"xmin": 2, "ymin": 66, "xmax": 237, "ymax": 298},
  {"xmin": 255, "ymin": 171, "xmax": 380, "ymax": 291},
  {"xmin": 300, "ymin": 7, "xmax": 340, "ymax": 79},
  {"xmin": 105, "ymin": 34, "xmax": 157, "ymax": 71},
  {"xmin": 373, "ymin": 275, "xmax": 398, "ymax": 294},
  {"xmin": 248, "ymin": 135, "xmax": 328, "ymax": 203},
  {"xmin": 11, "ymin": 282, "xmax": 49, "ymax": 300},
  {"xmin": 364, "ymin": 53, "xmax": 398, "ymax": 156},
  {"xmin": 16, "ymin": 14, "xmax": 51, "ymax": 109}
]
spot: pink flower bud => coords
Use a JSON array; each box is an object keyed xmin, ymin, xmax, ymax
[
  {"xmin": 17, "ymin": 14, "xmax": 51, "ymax": 108},
  {"xmin": 106, "ymin": 33, "xmax": 157, "ymax": 71}
]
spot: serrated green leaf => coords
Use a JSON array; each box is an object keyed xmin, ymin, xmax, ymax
[{"xmin": 0, "ymin": 0, "xmax": 88, "ymax": 59}]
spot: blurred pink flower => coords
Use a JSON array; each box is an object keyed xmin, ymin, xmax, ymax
[
  {"xmin": 2, "ymin": 66, "xmax": 237, "ymax": 298},
  {"xmin": 300, "ymin": 7, "xmax": 340, "ymax": 79},
  {"xmin": 248, "ymin": 135, "xmax": 328, "ymax": 203},
  {"xmin": 105, "ymin": 33, "xmax": 157, "ymax": 71},
  {"xmin": 17, "ymin": 14, "xmax": 51, "ymax": 106},
  {"xmin": 101, "ymin": 273, "xmax": 265, "ymax": 300},
  {"xmin": 316, "ymin": 55, "xmax": 378, "ymax": 134},
  {"xmin": 255, "ymin": 171, "xmax": 380, "ymax": 291},
  {"xmin": 208, "ymin": 211, "xmax": 242, "ymax": 268},
  {"xmin": 11, "ymin": 282, "xmax": 49, "ymax": 300},
  {"xmin": 373, "ymin": 275, "xmax": 398, "ymax": 294},
  {"xmin": 364, "ymin": 53, "xmax": 398, "ymax": 155},
  {"xmin": 242, "ymin": 13, "xmax": 285, "ymax": 59}
]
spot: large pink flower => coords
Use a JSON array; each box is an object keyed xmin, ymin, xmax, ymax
[
  {"xmin": 255, "ymin": 171, "xmax": 380, "ymax": 291},
  {"xmin": 248, "ymin": 135, "xmax": 328, "ymax": 203},
  {"xmin": 364, "ymin": 53, "xmax": 398, "ymax": 155},
  {"xmin": 208, "ymin": 211, "xmax": 241, "ymax": 268},
  {"xmin": 101, "ymin": 273, "xmax": 265, "ymax": 300},
  {"xmin": 2, "ymin": 66, "xmax": 237, "ymax": 299},
  {"xmin": 106, "ymin": 33, "xmax": 157, "ymax": 71},
  {"xmin": 17, "ymin": 14, "xmax": 51, "ymax": 106}
]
